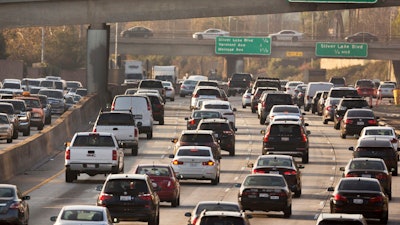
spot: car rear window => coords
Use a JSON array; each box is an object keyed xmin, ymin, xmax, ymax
[
  {"xmin": 181, "ymin": 134, "xmax": 213, "ymax": 143},
  {"xmin": 341, "ymin": 100, "xmax": 369, "ymax": 108},
  {"xmin": 96, "ymin": 113, "xmax": 135, "ymax": 126},
  {"xmin": 200, "ymin": 216, "xmax": 245, "ymax": 225},
  {"xmin": 346, "ymin": 110, "xmax": 374, "ymax": 117},
  {"xmin": 338, "ymin": 180, "xmax": 380, "ymax": 191},
  {"xmin": 365, "ymin": 129, "xmax": 393, "ymax": 136},
  {"xmin": 244, "ymin": 175, "xmax": 286, "ymax": 187},
  {"xmin": 272, "ymin": 107, "xmax": 299, "ymax": 113},
  {"xmin": 269, "ymin": 124, "xmax": 301, "ymax": 136},
  {"xmin": 266, "ymin": 94, "xmax": 292, "ymax": 104},
  {"xmin": 177, "ymin": 149, "xmax": 211, "ymax": 157},
  {"xmin": 203, "ymin": 104, "xmax": 229, "ymax": 110},
  {"xmin": 329, "ymin": 89, "xmax": 358, "ymax": 98},
  {"xmin": 0, "ymin": 188, "xmax": 14, "ymax": 197},
  {"xmin": 73, "ymin": 135, "xmax": 115, "ymax": 147},
  {"xmin": 349, "ymin": 161, "xmax": 385, "ymax": 170},
  {"xmin": 196, "ymin": 204, "xmax": 240, "ymax": 214},
  {"xmin": 196, "ymin": 89, "xmax": 221, "ymax": 97},
  {"xmin": 104, "ymin": 179, "xmax": 148, "ymax": 194},
  {"xmin": 140, "ymin": 81, "xmax": 163, "ymax": 88},
  {"xmin": 257, "ymin": 158, "xmax": 292, "ymax": 167},
  {"xmin": 199, "ymin": 123, "xmax": 230, "ymax": 131},
  {"xmin": 356, "ymin": 80, "xmax": 374, "ymax": 88},
  {"xmin": 137, "ymin": 167, "xmax": 171, "ymax": 177},
  {"xmin": 193, "ymin": 111, "xmax": 220, "ymax": 119}
]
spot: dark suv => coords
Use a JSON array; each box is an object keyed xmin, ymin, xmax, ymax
[
  {"xmin": 227, "ymin": 73, "xmax": 253, "ymax": 96},
  {"xmin": 250, "ymin": 87, "xmax": 279, "ymax": 113},
  {"xmin": 197, "ymin": 118, "xmax": 236, "ymax": 156},
  {"xmin": 261, "ymin": 121, "xmax": 311, "ymax": 163},
  {"xmin": 349, "ymin": 137, "xmax": 398, "ymax": 176},
  {"xmin": 171, "ymin": 130, "xmax": 221, "ymax": 160},
  {"xmin": 96, "ymin": 174, "xmax": 160, "ymax": 224},
  {"xmin": 333, "ymin": 97, "xmax": 370, "ymax": 129},
  {"xmin": 258, "ymin": 92, "xmax": 293, "ymax": 124}
]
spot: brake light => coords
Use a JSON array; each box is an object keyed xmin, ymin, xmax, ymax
[
  {"xmin": 283, "ymin": 170, "xmax": 297, "ymax": 175},
  {"xmin": 172, "ymin": 160, "xmax": 183, "ymax": 165},
  {"xmin": 202, "ymin": 160, "xmax": 215, "ymax": 166},
  {"xmin": 375, "ymin": 173, "xmax": 387, "ymax": 180},
  {"xmin": 192, "ymin": 217, "xmax": 199, "ymax": 225},
  {"xmin": 223, "ymin": 130, "xmax": 233, "ymax": 135},
  {"xmin": 112, "ymin": 150, "xmax": 117, "ymax": 160},
  {"xmin": 65, "ymin": 149, "xmax": 70, "ymax": 160},
  {"xmin": 369, "ymin": 195, "xmax": 384, "ymax": 203},
  {"xmin": 111, "ymin": 103, "xmax": 115, "ymax": 111},
  {"xmin": 134, "ymin": 128, "xmax": 138, "ymax": 137},
  {"xmin": 345, "ymin": 173, "xmax": 357, "ymax": 177},
  {"xmin": 147, "ymin": 101, "xmax": 151, "ymax": 111},
  {"xmin": 193, "ymin": 94, "xmax": 199, "ymax": 98},
  {"xmin": 326, "ymin": 106, "xmax": 332, "ymax": 111},
  {"xmin": 98, "ymin": 193, "xmax": 113, "ymax": 202},
  {"xmin": 333, "ymin": 194, "xmax": 347, "ymax": 202},
  {"xmin": 344, "ymin": 119, "xmax": 353, "ymax": 124},
  {"xmin": 252, "ymin": 169, "xmax": 266, "ymax": 174},
  {"xmin": 262, "ymin": 101, "xmax": 266, "ymax": 107},
  {"xmin": 271, "ymin": 190, "xmax": 288, "ymax": 197},
  {"xmin": 181, "ymin": 85, "xmax": 186, "ymax": 89},
  {"xmin": 139, "ymin": 194, "xmax": 152, "ymax": 201},
  {"xmin": 263, "ymin": 130, "xmax": 270, "ymax": 142},
  {"xmin": 300, "ymin": 130, "xmax": 307, "ymax": 142},
  {"xmin": 367, "ymin": 119, "xmax": 377, "ymax": 125},
  {"xmin": 92, "ymin": 127, "xmax": 97, "ymax": 132},
  {"xmin": 391, "ymin": 138, "xmax": 398, "ymax": 144},
  {"xmin": 189, "ymin": 119, "xmax": 195, "ymax": 125}
]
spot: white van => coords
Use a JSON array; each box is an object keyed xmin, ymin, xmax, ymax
[
  {"xmin": 111, "ymin": 95, "xmax": 154, "ymax": 139},
  {"xmin": 304, "ymin": 82, "xmax": 334, "ymax": 111}
]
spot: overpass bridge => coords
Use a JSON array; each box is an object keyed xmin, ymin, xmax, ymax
[{"xmin": 2, "ymin": 0, "xmax": 400, "ymax": 93}]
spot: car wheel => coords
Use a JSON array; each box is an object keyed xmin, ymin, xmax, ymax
[
  {"xmin": 294, "ymin": 188, "xmax": 301, "ymax": 198},
  {"xmin": 334, "ymin": 122, "xmax": 340, "ymax": 130},
  {"xmin": 260, "ymin": 117, "xmax": 266, "ymax": 125},
  {"xmin": 147, "ymin": 130, "xmax": 153, "ymax": 139},
  {"xmin": 197, "ymin": 35, "xmax": 203, "ymax": 40},
  {"xmin": 171, "ymin": 196, "xmax": 180, "ymax": 207},
  {"xmin": 229, "ymin": 146, "xmax": 235, "ymax": 156},
  {"xmin": 323, "ymin": 119, "xmax": 328, "ymax": 124},
  {"xmin": 302, "ymin": 153, "xmax": 309, "ymax": 164},
  {"xmin": 12, "ymin": 129, "xmax": 18, "ymax": 139},
  {"xmin": 144, "ymin": 34, "xmax": 149, "ymax": 38},
  {"xmin": 159, "ymin": 118, "xmax": 164, "ymax": 125},
  {"xmin": 380, "ymin": 211, "xmax": 388, "ymax": 224},
  {"xmin": 292, "ymin": 36, "xmax": 298, "ymax": 42},
  {"xmin": 65, "ymin": 168, "xmax": 76, "ymax": 183},
  {"xmin": 23, "ymin": 128, "xmax": 30, "ymax": 136},
  {"xmin": 171, "ymin": 98, "xmax": 175, "ymax": 102},
  {"xmin": 272, "ymin": 36, "xmax": 277, "ymax": 41},
  {"xmin": 242, "ymin": 104, "xmax": 245, "ymax": 109},
  {"xmin": 388, "ymin": 191, "xmax": 392, "ymax": 201},
  {"xmin": 131, "ymin": 146, "xmax": 138, "ymax": 156},
  {"xmin": 283, "ymin": 204, "xmax": 292, "ymax": 218},
  {"xmin": 251, "ymin": 107, "xmax": 256, "ymax": 113},
  {"xmin": 148, "ymin": 211, "xmax": 159, "ymax": 225},
  {"xmin": 340, "ymin": 132, "xmax": 346, "ymax": 139},
  {"xmin": 38, "ymin": 123, "xmax": 44, "ymax": 130},
  {"xmin": 211, "ymin": 175, "xmax": 219, "ymax": 185},
  {"xmin": 45, "ymin": 116, "xmax": 51, "ymax": 125}
]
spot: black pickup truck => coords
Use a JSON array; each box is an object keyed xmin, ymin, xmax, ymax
[{"xmin": 227, "ymin": 73, "xmax": 253, "ymax": 96}]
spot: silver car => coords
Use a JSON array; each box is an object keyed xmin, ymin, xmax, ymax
[
  {"xmin": 50, "ymin": 205, "xmax": 118, "ymax": 224},
  {"xmin": 0, "ymin": 113, "xmax": 13, "ymax": 143}
]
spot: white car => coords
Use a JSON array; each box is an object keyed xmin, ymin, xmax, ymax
[
  {"xmin": 190, "ymin": 86, "xmax": 222, "ymax": 110},
  {"xmin": 192, "ymin": 28, "xmax": 229, "ymax": 40},
  {"xmin": 268, "ymin": 30, "xmax": 304, "ymax": 42},
  {"xmin": 359, "ymin": 126, "xmax": 399, "ymax": 151},
  {"xmin": 162, "ymin": 81, "xmax": 175, "ymax": 101},
  {"xmin": 241, "ymin": 88, "xmax": 252, "ymax": 108},
  {"xmin": 169, "ymin": 146, "xmax": 220, "ymax": 185},
  {"xmin": 377, "ymin": 83, "xmax": 395, "ymax": 99},
  {"xmin": 200, "ymin": 99, "xmax": 236, "ymax": 129},
  {"xmin": 285, "ymin": 81, "xmax": 304, "ymax": 97},
  {"xmin": 50, "ymin": 205, "xmax": 118, "ymax": 224},
  {"xmin": 266, "ymin": 105, "xmax": 304, "ymax": 125}
]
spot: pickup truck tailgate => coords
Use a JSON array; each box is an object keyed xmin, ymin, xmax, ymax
[
  {"xmin": 69, "ymin": 146, "xmax": 116, "ymax": 163},
  {"xmin": 95, "ymin": 125, "xmax": 134, "ymax": 141}
]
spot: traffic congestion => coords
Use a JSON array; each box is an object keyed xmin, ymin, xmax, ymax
[{"xmin": 1, "ymin": 76, "xmax": 400, "ymax": 225}]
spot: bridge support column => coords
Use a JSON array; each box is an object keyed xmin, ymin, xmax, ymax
[
  {"xmin": 87, "ymin": 23, "xmax": 109, "ymax": 95},
  {"xmin": 224, "ymin": 56, "xmax": 244, "ymax": 80},
  {"xmin": 391, "ymin": 60, "xmax": 400, "ymax": 86}
]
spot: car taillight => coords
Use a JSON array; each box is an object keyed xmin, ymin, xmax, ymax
[
  {"xmin": 147, "ymin": 102, "xmax": 151, "ymax": 111},
  {"xmin": 223, "ymin": 130, "xmax": 233, "ymax": 135},
  {"xmin": 192, "ymin": 217, "xmax": 199, "ymax": 225},
  {"xmin": 375, "ymin": 173, "xmax": 388, "ymax": 180},
  {"xmin": 202, "ymin": 160, "xmax": 215, "ymax": 166},
  {"xmin": 263, "ymin": 131, "xmax": 270, "ymax": 142},
  {"xmin": 369, "ymin": 195, "xmax": 384, "ymax": 203},
  {"xmin": 300, "ymin": 130, "xmax": 307, "ymax": 142},
  {"xmin": 98, "ymin": 193, "xmax": 113, "ymax": 202},
  {"xmin": 242, "ymin": 189, "xmax": 257, "ymax": 196},
  {"xmin": 344, "ymin": 119, "xmax": 353, "ymax": 124},
  {"xmin": 111, "ymin": 103, "xmax": 115, "ymax": 111},
  {"xmin": 181, "ymin": 85, "xmax": 186, "ymax": 89},
  {"xmin": 172, "ymin": 160, "xmax": 183, "ymax": 165},
  {"xmin": 345, "ymin": 173, "xmax": 358, "ymax": 177},
  {"xmin": 391, "ymin": 138, "xmax": 398, "ymax": 144},
  {"xmin": 139, "ymin": 194, "xmax": 152, "ymax": 201},
  {"xmin": 244, "ymin": 95, "xmax": 250, "ymax": 99},
  {"xmin": 112, "ymin": 150, "xmax": 117, "ymax": 160},
  {"xmin": 9, "ymin": 202, "xmax": 20, "ymax": 209},
  {"xmin": 65, "ymin": 149, "xmax": 70, "ymax": 160},
  {"xmin": 193, "ymin": 94, "xmax": 199, "ymax": 98},
  {"xmin": 135, "ymin": 129, "xmax": 138, "ymax": 137},
  {"xmin": 333, "ymin": 194, "xmax": 347, "ymax": 202},
  {"xmin": 252, "ymin": 169, "xmax": 266, "ymax": 174},
  {"xmin": 92, "ymin": 127, "xmax": 97, "ymax": 132},
  {"xmin": 262, "ymin": 101, "xmax": 266, "ymax": 107},
  {"xmin": 283, "ymin": 170, "xmax": 297, "ymax": 175},
  {"xmin": 271, "ymin": 190, "xmax": 288, "ymax": 197},
  {"xmin": 189, "ymin": 119, "xmax": 195, "ymax": 125},
  {"xmin": 326, "ymin": 106, "xmax": 332, "ymax": 111},
  {"xmin": 368, "ymin": 119, "xmax": 377, "ymax": 125}
]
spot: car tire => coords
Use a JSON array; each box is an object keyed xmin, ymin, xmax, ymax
[
  {"xmin": 229, "ymin": 146, "xmax": 235, "ymax": 156},
  {"xmin": 272, "ymin": 36, "xmax": 277, "ymax": 41},
  {"xmin": 171, "ymin": 98, "xmax": 175, "ymax": 102},
  {"xmin": 65, "ymin": 168, "xmax": 76, "ymax": 183},
  {"xmin": 292, "ymin": 36, "xmax": 298, "ymax": 42},
  {"xmin": 23, "ymin": 128, "xmax": 30, "ymax": 136},
  {"xmin": 334, "ymin": 122, "xmax": 340, "ymax": 130},
  {"xmin": 171, "ymin": 196, "xmax": 180, "ymax": 207},
  {"xmin": 380, "ymin": 211, "xmax": 388, "ymax": 224},
  {"xmin": 197, "ymin": 35, "xmax": 203, "ymax": 40},
  {"xmin": 302, "ymin": 153, "xmax": 309, "ymax": 164},
  {"xmin": 12, "ymin": 129, "xmax": 18, "ymax": 139},
  {"xmin": 388, "ymin": 191, "xmax": 392, "ymax": 200},
  {"xmin": 323, "ymin": 119, "xmax": 328, "ymax": 124},
  {"xmin": 283, "ymin": 204, "xmax": 292, "ymax": 218},
  {"xmin": 159, "ymin": 118, "xmax": 164, "ymax": 125},
  {"xmin": 260, "ymin": 117, "xmax": 266, "ymax": 125},
  {"xmin": 341, "ymin": 132, "xmax": 346, "ymax": 139},
  {"xmin": 294, "ymin": 188, "xmax": 301, "ymax": 198},
  {"xmin": 251, "ymin": 108, "xmax": 256, "ymax": 113},
  {"xmin": 6, "ymin": 138, "xmax": 12, "ymax": 143},
  {"xmin": 45, "ymin": 116, "xmax": 51, "ymax": 125},
  {"xmin": 131, "ymin": 146, "xmax": 138, "ymax": 156},
  {"xmin": 242, "ymin": 104, "xmax": 245, "ymax": 109},
  {"xmin": 148, "ymin": 211, "xmax": 159, "ymax": 225},
  {"xmin": 211, "ymin": 175, "xmax": 219, "ymax": 185},
  {"xmin": 147, "ymin": 130, "xmax": 153, "ymax": 139},
  {"xmin": 38, "ymin": 123, "xmax": 44, "ymax": 130}
]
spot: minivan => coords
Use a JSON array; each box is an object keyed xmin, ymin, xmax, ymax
[
  {"xmin": 111, "ymin": 95, "xmax": 154, "ymax": 139},
  {"xmin": 304, "ymin": 82, "xmax": 334, "ymax": 111}
]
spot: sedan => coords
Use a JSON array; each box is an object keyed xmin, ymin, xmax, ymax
[
  {"xmin": 339, "ymin": 108, "xmax": 379, "ymax": 139},
  {"xmin": 162, "ymin": 81, "xmax": 175, "ymax": 101},
  {"xmin": 328, "ymin": 177, "xmax": 389, "ymax": 224},
  {"xmin": 184, "ymin": 201, "xmax": 241, "ymax": 225},
  {"xmin": 0, "ymin": 184, "xmax": 30, "ymax": 225},
  {"xmin": 377, "ymin": 83, "xmax": 395, "ymax": 99},
  {"xmin": 265, "ymin": 105, "xmax": 304, "ymax": 125},
  {"xmin": 192, "ymin": 28, "xmax": 229, "ymax": 40},
  {"xmin": 359, "ymin": 126, "xmax": 399, "ymax": 151},
  {"xmin": 248, "ymin": 155, "xmax": 303, "ymax": 197},
  {"xmin": 237, "ymin": 174, "xmax": 292, "ymax": 217},
  {"xmin": 120, "ymin": 26, "xmax": 153, "ymax": 38},
  {"xmin": 241, "ymin": 88, "xmax": 252, "ymax": 108},
  {"xmin": 268, "ymin": 30, "xmax": 304, "ymax": 42},
  {"xmin": 0, "ymin": 113, "xmax": 13, "ymax": 143},
  {"xmin": 50, "ymin": 205, "xmax": 118, "ymax": 225},
  {"xmin": 345, "ymin": 32, "xmax": 378, "ymax": 43},
  {"xmin": 340, "ymin": 157, "xmax": 392, "ymax": 200},
  {"xmin": 134, "ymin": 164, "xmax": 180, "ymax": 207},
  {"xmin": 169, "ymin": 146, "xmax": 221, "ymax": 185},
  {"xmin": 185, "ymin": 109, "xmax": 223, "ymax": 130}
]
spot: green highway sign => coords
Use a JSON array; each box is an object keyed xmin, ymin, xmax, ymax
[
  {"xmin": 315, "ymin": 42, "xmax": 368, "ymax": 58},
  {"xmin": 215, "ymin": 37, "xmax": 271, "ymax": 55},
  {"xmin": 288, "ymin": 0, "xmax": 377, "ymax": 3}
]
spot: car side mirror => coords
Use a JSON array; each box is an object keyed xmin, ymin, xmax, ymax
[
  {"xmin": 168, "ymin": 154, "xmax": 174, "ymax": 158},
  {"xmin": 50, "ymin": 216, "xmax": 57, "ymax": 222},
  {"xmin": 348, "ymin": 147, "xmax": 354, "ymax": 151},
  {"xmin": 171, "ymin": 138, "xmax": 178, "ymax": 143},
  {"xmin": 306, "ymin": 131, "xmax": 311, "ymax": 135},
  {"xmin": 233, "ymin": 108, "xmax": 237, "ymax": 112},
  {"xmin": 234, "ymin": 183, "xmax": 241, "ymax": 188},
  {"xmin": 184, "ymin": 212, "xmax": 192, "ymax": 217},
  {"xmin": 136, "ymin": 122, "xmax": 142, "ymax": 127},
  {"xmin": 304, "ymin": 123, "xmax": 309, "ymax": 126},
  {"xmin": 247, "ymin": 162, "xmax": 254, "ymax": 168},
  {"xmin": 95, "ymin": 185, "xmax": 103, "ymax": 191},
  {"xmin": 184, "ymin": 117, "xmax": 189, "ymax": 120},
  {"xmin": 327, "ymin": 187, "xmax": 334, "ymax": 192},
  {"xmin": 298, "ymin": 165, "xmax": 304, "ymax": 169},
  {"xmin": 260, "ymin": 129, "xmax": 266, "ymax": 134},
  {"xmin": 339, "ymin": 167, "xmax": 345, "ymax": 171}
]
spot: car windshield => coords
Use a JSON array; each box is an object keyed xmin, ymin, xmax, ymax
[
  {"xmin": 244, "ymin": 176, "xmax": 285, "ymax": 187},
  {"xmin": 177, "ymin": 149, "xmax": 211, "ymax": 156},
  {"xmin": 61, "ymin": 210, "xmax": 103, "ymax": 221},
  {"xmin": 137, "ymin": 167, "xmax": 171, "ymax": 177},
  {"xmin": 338, "ymin": 180, "xmax": 380, "ymax": 191},
  {"xmin": 199, "ymin": 216, "xmax": 245, "ymax": 225}
]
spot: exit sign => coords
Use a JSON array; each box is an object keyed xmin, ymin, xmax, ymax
[
  {"xmin": 288, "ymin": 0, "xmax": 377, "ymax": 3},
  {"xmin": 315, "ymin": 42, "xmax": 368, "ymax": 58},
  {"xmin": 215, "ymin": 37, "xmax": 271, "ymax": 55}
]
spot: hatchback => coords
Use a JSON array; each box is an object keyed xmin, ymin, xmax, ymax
[
  {"xmin": 0, "ymin": 184, "xmax": 30, "ymax": 225},
  {"xmin": 248, "ymin": 155, "xmax": 303, "ymax": 197},
  {"xmin": 339, "ymin": 109, "xmax": 378, "ymax": 138},
  {"xmin": 237, "ymin": 174, "xmax": 292, "ymax": 217},
  {"xmin": 184, "ymin": 201, "xmax": 241, "ymax": 225},
  {"xmin": 96, "ymin": 174, "xmax": 160, "ymax": 224},
  {"xmin": 169, "ymin": 146, "xmax": 221, "ymax": 185},
  {"xmin": 134, "ymin": 164, "xmax": 180, "ymax": 207},
  {"xmin": 179, "ymin": 79, "xmax": 198, "ymax": 97},
  {"xmin": 200, "ymin": 99, "xmax": 236, "ymax": 129},
  {"xmin": 340, "ymin": 157, "xmax": 392, "ymax": 200},
  {"xmin": 328, "ymin": 177, "xmax": 388, "ymax": 224}
]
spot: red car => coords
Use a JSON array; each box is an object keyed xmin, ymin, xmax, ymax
[
  {"xmin": 134, "ymin": 164, "xmax": 181, "ymax": 207},
  {"xmin": 355, "ymin": 79, "xmax": 375, "ymax": 97}
]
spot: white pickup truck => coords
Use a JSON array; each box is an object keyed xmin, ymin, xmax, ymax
[
  {"xmin": 92, "ymin": 111, "xmax": 140, "ymax": 156},
  {"xmin": 64, "ymin": 132, "xmax": 124, "ymax": 183}
]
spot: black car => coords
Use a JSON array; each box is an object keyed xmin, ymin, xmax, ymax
[
  {"xmin": 261, "ymin": 120, "xmax": 310, "ymax": 163},
  {"xmin": 185, "ymin": 110, "xmax": 222, "ymax": 130},
  {"xmin": 339, "ymin": 109, "xmax": 378, "ymax": 138},
  {"xmin": 258, "ymin": 92, "xmax": 293, "ymax": 124},
  {"xmin": 345, "ymin": 32, "xmax": 378, "ymax": 43},
  {"xmin": 135, "ymin": 93, "xmax": 165, "ymax": 125},
  {"xmin": 250, "ymin": 87, "xmax": 278, "ymax": 113},
  {"xmin": 340, "ymin": 157, "xmax": 392, "ymax": 200},
  {"xmin": 0, "ymin": 184, "xmax": 30, "ymax": 225},
  {"xmin": 120, "ymin": 26, "xmax": 153, "ymax": 38},
  {"xmin": 96, "ymin": 174, "xmax": 160, "ymax": 224},
  {"xmin": 248, "ymin": 155, "xmax": 303, "ymax": 197},
  {"xmin": 328, "ymin": 177, "xmax": 388, "ymax": 224},
  {"xmin": 333, "ymin": 97, "xmax": 370, "ymax": 129},
  {"xmin": 349, "ymin": 137, "xmax": 398, "ymax": 176},
  {"xmin": 197, "ymin": 118, "xmax": 236, "ymax": 156},
  {"xmin": 237, "ymin": 174, "xmax": 292, "ymax": 218}
]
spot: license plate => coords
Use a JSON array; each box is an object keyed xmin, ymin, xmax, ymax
[
  {"xmin": 270, "ymin": 196, "xmax": 279, "ymax": 200},
  {"xmin": 353, "ymin": 199, "xmax": 363, "ymax": 204},
  {"xmin": 361, "ymin": 174, "xmax": 371, "ymax": 178},
  {"xmin": 190, "ymin": 163, "xmax": 197, "ymax": 167},
  {"xmin": 357, "ymin": 121, "xmax": 364, "ymax": 125},
  {"xmin": 259, "ymin": 193, "xmax": 269, "ymax": 198},
  {"xmin": 87, "ymin": 164, "xmax": 95, "ymax": 168},
  {"xmin": 269, "ymin": 171, "xmax": 279, "ymax": 174},
  {"xmin": 134, "ymin": 114, "xmax": 142, "ymax": 119},
  {"xmin": 120, "ymin": 196, "xmax": 132, "ymax": 201},
  {"xmin": 248, "ymin": 195, "xmax": 257, "ymax": 198},
  {"xmin": 281, "ymin": 137, "xmax": 289, "ymax": 141}
]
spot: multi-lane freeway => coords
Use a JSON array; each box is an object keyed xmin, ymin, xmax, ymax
[{"xmin": 5, "ymin": 96, "xmax": 400, "ymax": 225}]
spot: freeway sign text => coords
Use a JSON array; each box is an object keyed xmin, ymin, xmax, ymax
[
  {"xmin": 315, "ymin": 42, "xmax": 368, "ymax": 58},
  {"xmin": 288, "ymin": 0, "xmax": 377, "ymax": 3},
  {"xmin": 215, "ymin": 37, "xmax": 271, "ymax": 55}
]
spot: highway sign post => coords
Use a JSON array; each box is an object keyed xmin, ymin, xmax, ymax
[
  {"xmin": 215, "ymin": 37, "xmax": 271, "ymax": 55},
  {"xmin": 288, "ymin": 0, "xmax": 377, "ymax": 3},
  {"xmin": 315, "ymin": 42, "xmax": 368, "ymax": 58}
]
